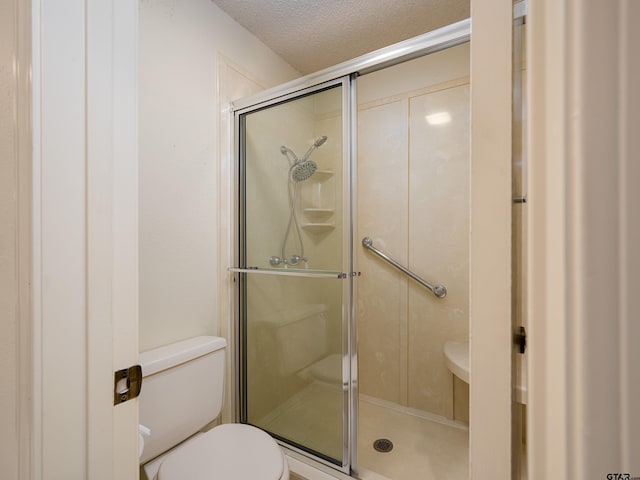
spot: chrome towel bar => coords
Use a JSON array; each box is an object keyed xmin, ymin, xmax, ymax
[{"xmin": 361, "ymin": 237, "xmax": 447, "ymax": 299}]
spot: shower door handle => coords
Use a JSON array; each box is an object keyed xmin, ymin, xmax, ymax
[{"xmin": 361, "ymin": 237, "xmax": 447, "ymax": 299}]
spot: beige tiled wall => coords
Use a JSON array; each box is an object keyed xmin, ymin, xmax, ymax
[
  {"xmin": 357, "ymin": 44, "xmax": 470, "ymax": 419},
  {"xmin": 357, "ymin": 100, "xmax": 409, "ymax": 404}
]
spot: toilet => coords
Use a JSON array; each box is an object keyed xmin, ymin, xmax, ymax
[{"xmin": 139, "ymin": 336, "xmax": 289, "ymax": 480}]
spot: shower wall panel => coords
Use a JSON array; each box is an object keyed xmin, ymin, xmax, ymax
[
  {"xmin": 407, "ymin": 84, "xmax": 470, "ymax": 417},
  {"xmin": 357, "ymin": 101, "xmax": 409, "ymax": 405},
  {"xmin": 357, "ymin": 44, "xmax": 469, "ymax": 420}
]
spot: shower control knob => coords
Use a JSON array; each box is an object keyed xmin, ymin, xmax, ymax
[
  {"xmin": 269, "ymin": 256, "xmax": 282, "ymax": 266},
  {"xmin": 290, "ymin": 255, "xmax": 301, "ymax": 265}
]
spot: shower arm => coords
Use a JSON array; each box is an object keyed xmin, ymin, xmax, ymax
[{"xmin": 361, "ymin": 237, "xmax": 447, "ymax": 299}]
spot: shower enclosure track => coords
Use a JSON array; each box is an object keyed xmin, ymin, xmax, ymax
[{"xmin": 361, "ymin": 237, "xmax": 447, "ymax": 298}]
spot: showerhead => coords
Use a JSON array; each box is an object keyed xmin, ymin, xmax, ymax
[
  {"xmin": 290, "ymin": 160, "xmax": 317, "ymax": 182},
  {"xmin": 301, "ymin": 136, "xmax": 328, "ymax": 161},
  {"xmin": 314, "ymin": 136, "xmax": 328, "ymax": 147},
  {"xmin": 281, "ymin": 135, "xmax": 327, "ymax": 182},
  {"xmin": 280, "ymin": 145, "xmax": 298, "ymax": 164}
]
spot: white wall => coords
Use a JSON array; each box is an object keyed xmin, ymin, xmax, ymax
[{"xmin": 138, "ymin": 0, "xmax": 300, "ymax": 351}]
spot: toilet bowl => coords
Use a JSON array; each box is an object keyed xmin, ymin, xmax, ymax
[
  {"xmin": 154, "ymin": 424, "xmax": 288, "ymax": 480},
  {"xmin": 138, "ymin": 424, "xmax": 150, "ymax": 460},
  {"xmin": 139, "ymin": 336, "xmax": 289, "ymax": 480}
]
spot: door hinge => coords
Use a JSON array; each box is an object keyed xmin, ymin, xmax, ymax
[
  {"xmin": 513, "ymin": 326, "xmax": 527, "ymax": 354},
  {"xmin": 114, "ymin": 365, "xmax": 142, "ymax": 405}
]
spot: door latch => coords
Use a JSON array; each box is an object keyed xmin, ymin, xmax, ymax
[
  {"xmin": 513, "ymin": 326, "xmax": 527, "ymax": 354},
  {"xmin": 114, "ymin": 365, "xmax": 142, "ymax": 405}
]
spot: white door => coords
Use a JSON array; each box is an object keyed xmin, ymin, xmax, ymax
[{"xmin": 33, "ymin": 1, "xmax": 139, "ymax": 478}]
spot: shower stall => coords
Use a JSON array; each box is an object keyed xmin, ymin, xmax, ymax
[{"xmin": 231, "ymin": 20, "xmax": 471, "ymax": 479}]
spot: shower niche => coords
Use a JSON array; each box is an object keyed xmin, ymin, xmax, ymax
[{"xmin": 301, "ymin": 169, "xmax": 336, "ymax": 233}]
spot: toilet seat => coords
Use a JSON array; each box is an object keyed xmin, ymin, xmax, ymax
[{"xmin": 157, "ymin": 424, "xmax": 287, "ymax": 480}]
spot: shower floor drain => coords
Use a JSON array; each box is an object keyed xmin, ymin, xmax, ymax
[{"xmin": 373, "ymin": 438, "xmax": 394, "ymax": 453}]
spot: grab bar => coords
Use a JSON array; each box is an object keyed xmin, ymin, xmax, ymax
[{"xmin": 361, "ymin": 237, "xmax": 447, "ymax": 299}]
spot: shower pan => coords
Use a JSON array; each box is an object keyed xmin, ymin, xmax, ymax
[{"xmin": 231, "ymin": 19, "xmax": 472, "ymax": 479}]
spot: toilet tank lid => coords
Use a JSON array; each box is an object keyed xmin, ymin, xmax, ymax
[{"xmin": 140, "ymin": 336, "xmax": 227, "ymax": 377}]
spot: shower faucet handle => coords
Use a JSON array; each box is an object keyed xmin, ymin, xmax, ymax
[{"xmin": 269, "ymin": 256, "xmax": 282, "ymax": 267}]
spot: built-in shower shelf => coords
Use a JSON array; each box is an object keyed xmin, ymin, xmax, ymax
[
  {"xmin": 313, "ymin": 169, "xmax": 334, "ymax": 181},
  {"xmin": 304, "ymin": 208, "xmax": 335, "ymax": 220},
  {"xmin": 302, "ymin": 223, "xmax": 336, "ymax": 233},
  {"xmin": 301, "ymin": 170, "xmax": 335, "ymax": 217}
]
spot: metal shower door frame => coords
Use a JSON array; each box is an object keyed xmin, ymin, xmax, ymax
[{"xmin": 233, "ymin": 76, "xmax": 355, "ymax": 474}]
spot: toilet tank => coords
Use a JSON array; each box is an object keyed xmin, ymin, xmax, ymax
[{"xmin": 138, "ymin": 336, "xmax": 226, "ymax": 464}]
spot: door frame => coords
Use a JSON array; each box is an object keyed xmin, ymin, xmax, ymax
[
  {"xmin": 23, "ymin": 2, "xmax": 519, "ymax": 479},
  {"xmin": 469, "ymin": 0, "xmax": 514, "ymax": 478},
  {"xmin": 233, "ymin": 76, "xmax": 354, "ymax": 474},
  {"xmin": 527, "ymin": 0, "xmax": 640, "ymax": 477}
]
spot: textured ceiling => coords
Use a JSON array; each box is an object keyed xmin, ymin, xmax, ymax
[{"xmin": 212, "ymin": 0, "xmax": 470, "ymax": 74}]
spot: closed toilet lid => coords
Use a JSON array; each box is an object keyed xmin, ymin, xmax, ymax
[{"xmin": 157, "ymin": 424, "xmax": 285, "ymax": 480}]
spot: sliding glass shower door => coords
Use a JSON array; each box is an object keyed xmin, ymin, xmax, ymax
[{"xmin": 234, "ymin": 78, "xmax": 353, "ymax": 470}]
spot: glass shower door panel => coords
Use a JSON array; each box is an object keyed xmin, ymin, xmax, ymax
[
  {"xmin": 245, "ymin": 274, "xmax": 345, "ymax": 463},
  {"xmin": 243, "ymin": 85, "xmax": 343, "ymax": 273},
  {"xmin": 239, "ymin": 82, "xmax": 348, "ymax": 467}
]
